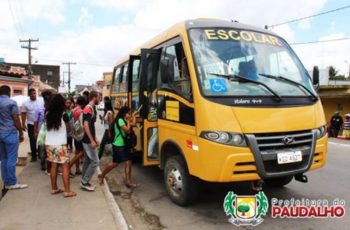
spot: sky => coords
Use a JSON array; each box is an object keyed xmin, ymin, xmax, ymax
[{"xmin": 1, "ymin": 0, "xmax": 350, "ymax": 89}]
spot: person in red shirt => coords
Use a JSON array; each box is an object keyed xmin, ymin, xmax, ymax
[{"xmin": 69, "ymin": 96, "xmax": 85, "ymax": 175}]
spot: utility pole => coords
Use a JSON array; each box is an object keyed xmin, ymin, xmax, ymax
[
  {"xmin": 62, "ymin": 71, "xmax": 68, "ymax": 87},
  {"xmin": 19, "ymin": 38, "xmax": 39, "ymax": 80},
  {"xmin": 62, "ymin": 62, "xmax": 76, "ymax": 94}
]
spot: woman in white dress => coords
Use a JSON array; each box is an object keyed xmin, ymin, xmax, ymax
[{"xmin": 45, "ymin": 94, "xmax": 76, "ymax": 198}]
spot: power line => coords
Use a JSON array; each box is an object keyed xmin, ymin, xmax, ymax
[
  {"xmin": 290, "ymin": 37, "xmax": 350, "ymax": 45},
  {"xmin": 268, "ymin": 4, "xmax": 350, "ymax": 28},
  {"xmin": 37, "ymin": 57, "xmax": 112, "ymax": 67},
  {"xmin": 13, "ymin": 0, "xmax": 25, "ymax": 36},
  {"xmin": 7, "ymin": 0, "xmax": 21, "ymax": 39}
]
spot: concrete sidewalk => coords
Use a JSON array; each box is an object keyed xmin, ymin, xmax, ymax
[{"xmin": 0, "ymin": 160, "xmax": 118, "ymax": 230}]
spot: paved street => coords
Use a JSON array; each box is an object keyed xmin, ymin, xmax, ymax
[
  {"xmin": 0, "ymin": 115, "xmax": 122, "ymax": 230},
  {"xmin": 102, "ymin": 138, "xmax": 350, "ymax": 230}
]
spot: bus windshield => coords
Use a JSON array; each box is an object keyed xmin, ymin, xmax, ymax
[{"xmin": 189, "ymin": 28, "xmax": 315, "ymax": 97}]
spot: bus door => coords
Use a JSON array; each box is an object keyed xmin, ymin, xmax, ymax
[
  {"xmin": 127, "ymin": 55, "xmax": 143, "ymax": 152},
  {"xmin": 139, "ymin": 49, "xmax": 161, "ymax": 166}
]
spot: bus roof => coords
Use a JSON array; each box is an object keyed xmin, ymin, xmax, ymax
[{"xmin": 114, "ymin": 18, "xmax": 279, "ymax": 66}]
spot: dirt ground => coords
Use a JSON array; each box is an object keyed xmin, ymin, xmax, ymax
[{"xmin": 100, "ymin": 153, "xmax": 164, "ymax": 230}]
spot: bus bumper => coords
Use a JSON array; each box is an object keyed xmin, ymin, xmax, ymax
[{"xmin": 191, "ymin": 135, "xmax": 327, "ymax": 183}]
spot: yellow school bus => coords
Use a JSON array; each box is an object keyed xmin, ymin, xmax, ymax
[{"xmin": 110, "ymin": 19, "xmax": 327, "ymax": 206}]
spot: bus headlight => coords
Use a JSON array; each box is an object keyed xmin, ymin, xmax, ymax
[
  {"xmin": 314, "ymin": 125, "xmax": 327, "ymax": 139},
  {"xmin": 200, "ymin": 131, "xmax": 247, "ymax": 147}
]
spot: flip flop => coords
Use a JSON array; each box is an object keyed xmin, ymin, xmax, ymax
[
  {"xmin": 64, "ymin": 191, "xmax": 77, "ymax": 198},
  {"xmin": 51, "ymin": 188, "xmax": 64, "ymax": 195},
  {"xmin": 97, "ymin": 174, "xmax": 104, "ymax": 185},
  {"xmin": 124, "ymin": 180, "xmax": 138, "ymax": 188}
]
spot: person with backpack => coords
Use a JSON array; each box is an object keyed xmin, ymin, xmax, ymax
[
  {"xmin": 80, "ymin": 91, "xmax": 100, "ymax": 191},
  {"xmin": 98, "ymin": 100, "xmax": 114, "ymax": 159},
  {"xmin": 69, "ymin": 96, "xmax": 85, "ymax": 176},
  {"xmin": 98, "ymin": 106, "xmax": 138, "ymax": 188}
]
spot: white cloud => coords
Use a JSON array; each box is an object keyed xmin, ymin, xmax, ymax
[
  {"xmin": 293, "ymin": 33, "xmax": 350, "ymax": 75},
  {"xmin": 13, "ymin": 0, "xmax": 66, "ymax": 25},
  {"xmin": 5, "ymin": 0, "xmax": 347, "ymax": 88},
  {"xmin": 78, "ymin": 7, "xmax": 93, "ymax": 27},
  {"xmin": 299, "ymin": 19, "xmax": 312, "ymax": 30},
  {"xmin": 89, "ymin": 0, "xmax": 148, "ymax": 11},
  {"xmin": 272, "ymin": 25, "xmax": 295, "ymax": 42}
]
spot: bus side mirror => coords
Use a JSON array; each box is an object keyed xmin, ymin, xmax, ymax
[{"xmin": 312, "ymin": 66, "xmax": 319, "ymax": 85}]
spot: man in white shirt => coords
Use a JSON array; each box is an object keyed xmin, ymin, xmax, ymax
[{"xmin": 21, "ymin": 88, "xmax": 42, "ymax": 162}]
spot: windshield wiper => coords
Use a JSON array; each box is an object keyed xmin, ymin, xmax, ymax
[
  {"xmin": 258, "ymin": 73, "xmax": 318, "ymax": 101},
  {"xmin": 209, "ymin": 73, "xmax": 282, "ymax": 102}
]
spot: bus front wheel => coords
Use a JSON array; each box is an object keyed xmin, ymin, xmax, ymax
[
  {"xmin": 264, "ymin": 176, "xmax": 293, "ymax": 188},
  {"xmin": 164, "ymin": 155, "xmax": 199, "ymax": 206}
]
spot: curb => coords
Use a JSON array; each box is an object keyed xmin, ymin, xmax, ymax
[
  {"xmin": 328, "ymin": 140, "xmax": 350, "ymax": 147},
  {"xmin": 98, "ymin": 167, "xmax": 129, "ymax": 230}
]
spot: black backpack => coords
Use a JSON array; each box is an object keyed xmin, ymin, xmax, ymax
[{"xmin": 111, "ymin": 119, "xmax": 137, "ymax": 150}]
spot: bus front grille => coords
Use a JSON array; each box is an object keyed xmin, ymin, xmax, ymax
[{"xmin": 245, "ymin": 130, "xmax": 316, "ymax": 179}]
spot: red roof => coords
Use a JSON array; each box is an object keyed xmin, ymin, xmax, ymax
[{"xmin": 0, "ymin": 65, "xmax": 28, "ymax": 77}]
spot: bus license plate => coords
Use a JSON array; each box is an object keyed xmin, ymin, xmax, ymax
[{"xmin": 277, "ymin": 151, "xmax": 302, "ymax": 164}]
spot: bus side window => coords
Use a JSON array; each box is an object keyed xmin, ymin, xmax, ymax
[
  {"xmin": 160, "ymin": 43, "xmax": 192, "ymax": 100},
  {"xmin": 120, "ymin": 64, "xmax": 128, "ymax": 93},
  {"xmin": 132, "ymin": 59, "xmax": 141, "ymax": 111},
  {"xmin": 132, "ymin": 60, "xmax": 141, "ymax": 92},
  {"xmin": 113, "ymin": 67, "xmax": 122, "ymax": 93}
]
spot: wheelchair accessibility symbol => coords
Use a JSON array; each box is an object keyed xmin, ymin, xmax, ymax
[{"xmin": 209, "ymin": 79, "xmax": 228, "ymax": 93}]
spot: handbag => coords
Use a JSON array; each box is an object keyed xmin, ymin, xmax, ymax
[{"xmin": 36, "ymin": 123, "xmax": 47, "ymax": 146}]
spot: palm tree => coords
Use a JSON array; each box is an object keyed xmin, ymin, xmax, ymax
[{"xmin": 329, "ymin": 66, "xmax": 338, "ymax": 80}]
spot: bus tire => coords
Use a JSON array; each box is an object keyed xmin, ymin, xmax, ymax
[
  {"xmin": 264, "ymin": 176, "xmax": 293, "ymax": 188},
  {"xmin": 164, "ymin": 155, "xmax": 199, "ymax": 206}
]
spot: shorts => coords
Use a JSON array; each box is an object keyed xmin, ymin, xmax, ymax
[
  {"xmin": 112, "ymin": 145, "xmax": 130, "ymax": 163},
  {"xmin": 46, "ymin": 145, "xmax": 69, "ymax": 164},
  {"xmin": 74, "ymin": 139, "xmax": 84, "ymax": 152},
  {"xmin": 343, "ymin": 130, "xmax": 350, "ymax": 139}
]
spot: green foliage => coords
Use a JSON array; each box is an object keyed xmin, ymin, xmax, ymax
[
  {"xmin": 224, "ymin": 192, "xmax": 236, "ymax": 218},
  {"xmin": 238, "ymin": 204, "xmax": 250, "ymax": 213},
  {"xmin": 328, "ymin": 66, "xmax": 350, "ymax": 81},
  {"xmin": 329, "ymin": 66, "xmax": 338, "ymax": 78},
  {"xmin": 256, "ymin": 192, "xmax": 268, "ymax": 218}
]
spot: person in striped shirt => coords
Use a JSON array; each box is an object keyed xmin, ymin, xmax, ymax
[{"xmin": 343, "ymin": 113, "xmax": 350, "ymax": 140}]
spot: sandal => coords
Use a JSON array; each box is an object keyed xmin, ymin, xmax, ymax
[
  {"xmin": 64, "ymin": 191, "xmax": 77, "ymax": 198},
  {"xmin": 98, "ymin": 174, "xmax": 104, "ymax": 185},
  {"xmin": 51, "ymin": 188, "xmax": 64, "ymax": 195},
  {"xmin": 124, "ymin": 180, "xmax": 138, "ymax": 188}
]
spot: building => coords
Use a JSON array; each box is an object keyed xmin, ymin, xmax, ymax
[
  {"xmin": 0, "ymin": 64, "xmax": 32, "ymax": 96},
  {"xmin": 319, "ymin": 84, "xmax": 350, "ymax": 124},
  {"xmin": 5, "ymin": 62, "xmax": 60, "ymax": 90},
  {"xmin": 102, "ymin": 72, "xmax": 112, "ymax": 99}
]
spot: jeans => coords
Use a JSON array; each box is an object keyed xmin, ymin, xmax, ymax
[
  {"xmin": 98, "ymin": 130, "xmax": 111, "ymax": 159},
  {"xmin": 329, "ymin": 126, "xmax": 340, "ymax": 138},
  {"xmin": 0, "ymin": 133, "xmax": 19, "ymax": 186},
  {"xmin": 81, "ymin": 143, "xmax": 99, "ymax": 184},
  {"xmin": 27, "ymin": 124, "xmax": 37, "ymax": 159}
]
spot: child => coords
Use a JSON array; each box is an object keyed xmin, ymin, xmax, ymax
[{"xmin": 65, "ymin": 97, "xmax": 74, "ymax": 152}]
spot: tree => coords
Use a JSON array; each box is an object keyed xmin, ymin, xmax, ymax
[
  {"xmin": 238, "ymin": 204, "xmax": 250, "ymax": 216},
  {"xmin": 329, "ymin": 66, "xmax": 338, "ymax": 80}
]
